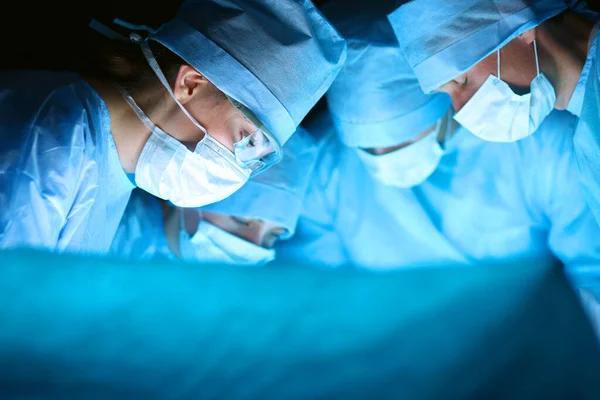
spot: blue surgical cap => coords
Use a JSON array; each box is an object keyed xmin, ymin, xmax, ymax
[
  {"xmin": 202, "ymin": 127, "xmax": 318, "ymax": 238},
  {"xmin": 324, "ymin": 1, "xmax": 450, "ymax": 148},
  {"xmin": 150, "ymin": 0, "xmax": 347, "ymax": 146},
  {"xmin": 388, "ymin": 0, "xmax": 569, "ymax": 94}
]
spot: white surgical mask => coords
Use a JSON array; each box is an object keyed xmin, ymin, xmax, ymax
[
  {"xmin": 454, "ymin": 40, "xmax": 556, "ymax": 143},
  {"xmin": 179, "ymin": 219, "xmax": 275, "ymax": 266},
  {"xmin": 122, "ymin": 90, "xmax": 251, "ymax": 207},
  {"xmin": 357, "ymin": 120, "xmax": 444, "ymax": 188}
]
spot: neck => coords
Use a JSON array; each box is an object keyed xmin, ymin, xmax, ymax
[
  {"xmin": 84, "ymin": 78, "xmax": 156, "ymax": 173},
  {"xmin": 537, "ymin": 12, "xmax": 595, "ymax": 110}
]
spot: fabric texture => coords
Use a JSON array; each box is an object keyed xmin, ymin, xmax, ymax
[
  {"xmin": 278, "ymin": 110, "xmax": 600, "ymax": 301},
  {"xmin": 324, "ymin": 0, "xmax": 450, "ymax": 148},
  {"xmin": 1, "ymin": 249, "xmax": 599, "ymax": 398},
  {"xmin": 0, "ymin": 71, "xmax": 134, "ymax": 254},
  {"xmin": 574, "ymin": 27, "xmax": 600, "ymax": 228},
  {"xmin": 109, "ymin": 189, "xmax": 176, "ymax": 262}
]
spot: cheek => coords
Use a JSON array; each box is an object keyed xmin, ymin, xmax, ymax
[
  {"xmin": 206, "ymin": 102, "xmax": 242, "ymax": 151},
  {"xmin": 453, "ymin": 71, "xmax": 493, "ymax": 110},
  {"xmin": 208, "ymin": 125, "xmax": 236, "ymax": 151},
  {"xmin": 237, "ymin": 228, "xmax": 263, "ymax": 246},
  {"xmin": 472, "ymin": 51, "xmax": 499, "ymax": 78},
  {"xmin": 450, "ymin": 86, "xmax": 479, "ymax": 112}
]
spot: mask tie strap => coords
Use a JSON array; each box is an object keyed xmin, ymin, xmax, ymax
[
  {"xmin": 533, "ymin": 39, "xmax": 541, "ymax": 76},
  {"xmin": 89, "ymin": 18, "xmax": 157, "ymax": 41},
  {"xmin": 89, "ymin": 19, "xmax": 128, "ymax": 41},
  {"xmin": 113, "ymin": 18, "xmax": 157, "ymax": 34},
  {"xmin": 497, "ymin": 50, "xmax": 501, "ymax": 80},
  {"xmin": 438, "ymin": 117, "xmax": 448, "ymax": 148}
]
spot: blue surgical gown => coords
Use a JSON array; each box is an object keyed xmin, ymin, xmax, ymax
[
  {"xmin": 573, "ymin": 24, "xmax": 600, "ymax": 228},
  {"xmin": 109, "ymin": 189, "xmax": 177, "ymax": 262},
  {"xmin": 278, "ymin": 111, "xmax": 600, "ymax": 294},
  {"xmin": 0, "ymin": 71, "xmax": 134, "ymax": 253}
]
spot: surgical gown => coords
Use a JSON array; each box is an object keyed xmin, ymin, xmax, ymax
[
  {"xmin": 278, "ymin": 110, "xmax": 600, "ymax": 294},
  {"xmin": 573, "ymin": 24, "xmax": 600, "ymax": 228},
  {"xmin": 109, "ymin": 189, "xmax": 176, "ymax": 262},
  {"xmin": 0, "ymin": 71, "xmax": 134, "ymax": 253}
]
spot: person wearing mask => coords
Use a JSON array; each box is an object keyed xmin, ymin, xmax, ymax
[
  {"xmin": 0, "ymin": 0, "xmax": 346, "ymax": 254},
  {"xmin": 276, "ymin": 6, "xmax": 600, "ymax": 313},
  {"xmin": 110, "ymin": 128, "xmax": 319, "ymax": 266},
  {"xmin": 387, "ymin": 0, "xmax": 600, "ymax": 225}
]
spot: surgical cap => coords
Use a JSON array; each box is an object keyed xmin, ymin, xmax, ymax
[
  {"xmin": 150, "ymin": 0, "xmax": 347, "ymax": 146},
  {"xmin": 388, "ymin": 0, "xmax": 569, "ymax": 94},
  {"xmin": 324, "ymin": 1, "xmax": 450, "ymax": 148},
  {"xmin": 202, "ymin": 127, "xmax": 318, "ymax": 239}
]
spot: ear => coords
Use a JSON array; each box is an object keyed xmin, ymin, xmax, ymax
[
  {"xmin": 518, "ymin": 27, "xmax": 537, "ymax": 45},
  {"xmin": 172, "ymin": 64, "xmax": 209, "ymax": 105}
]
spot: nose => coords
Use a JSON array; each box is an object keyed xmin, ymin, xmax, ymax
[
  {"xmin": 448, "ymin": 90, "xmax": 470, "ymax": 112},
  {"xmin": 439, "ymin": 83, "xmax": 471, "ymax": 112}
]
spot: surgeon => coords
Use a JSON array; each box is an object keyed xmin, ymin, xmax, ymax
[
  {"xmin": 387, "ymin": 0, "xmax": 600, "ymax": 224},
  {"xmin": 0, "ymin": 0, "xmax": 346, "ymax": 254},
  {"xmin": 110, "ymin": 128, "xmax": 319, "ymax": 266},
  {"xmin": 276, "ymin": 3, "xmax": 600, "ymax": 306}
]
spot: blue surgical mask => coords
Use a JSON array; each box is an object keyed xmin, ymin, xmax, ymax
[
  {"xmin": 357, "ymin": 120, "xmax": 444, "ymax": 188},
  {"xmin": 454, "ymin": 40, "xmax": 556, "ymax": 143},
  {"xmin": 179, "ymin": 219, "xmax": 275, "ymax": 266}
]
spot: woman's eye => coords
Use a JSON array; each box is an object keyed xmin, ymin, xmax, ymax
[
  {"xmin": 270, "ymin": 230, "xmax": 286, "ymax": 240},
  {"xmin": 232, "ymin": 217, "xmax": 250, "ymax": 226}
]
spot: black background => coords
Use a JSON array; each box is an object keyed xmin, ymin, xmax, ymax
[{"xmin": 1, "ymin": 0, "xmax": 598, "ymax": 71}]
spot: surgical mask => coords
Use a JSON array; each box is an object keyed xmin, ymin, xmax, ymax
[
  {"xmin": 357, "ymin": 119, "xmax": 444, "ymax": 188},
  {"xmin": 122, "ymin": 90, "xmax": 251, "ymax": 207},
  {"xmin": 179, "ymin": 219, "xmax": 276, "ymax": 266},
  {"xmin": 454, "ymin": 40, "xmax": 556, "ymax": 143}
]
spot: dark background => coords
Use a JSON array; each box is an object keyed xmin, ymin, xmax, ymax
[
  {"xmin": 1, "ymin": 0, "xmax": 598, "ymax": 71},
  {"xmin": 0, "ymin": 0, "xmax": 328, "ymax": 71}
]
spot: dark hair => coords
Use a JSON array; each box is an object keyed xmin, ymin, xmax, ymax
[
  {"xmin": 548, "ymin": 9, "xmax": 567, "ymax": 24},
  {"xmin": 78, "ymin": 31, "xmax": 185, "ymax": 95}
]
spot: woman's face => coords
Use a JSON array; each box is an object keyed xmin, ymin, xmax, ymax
[
  {"xmin": 435, "ymin": 34, "xmax": 537, "ymax": 111},
  {"xmin": 166, "ymin": 65, "xmax": 261, "ymax": 153}
]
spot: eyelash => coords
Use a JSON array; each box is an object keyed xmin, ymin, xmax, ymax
[
  {"xmin": 232, "ymin": 217, "xmax": 250, "ymax": 226},
  {"xmin": 231, "ymin": 217, "xmax": 283, "ymax": 239}
]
